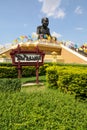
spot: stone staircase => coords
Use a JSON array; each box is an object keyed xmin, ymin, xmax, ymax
[{"xmin": 60, "ymin": 45, "xmax": 87, "ymax": 64}]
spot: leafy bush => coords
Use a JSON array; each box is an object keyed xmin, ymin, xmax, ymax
[
  {"xmin": 0, "ymin": 62, "xmax": 13, "ymax": 67},
  {"xmin": 0, "ymin": 63, "xmax": 50, "ymax": 78},
  {"xmin": 39, "ymin": 63, "xmax": 49, "ymax": 75},
  {"xmin": 0, "ymin": 90, "xmax": 87, "ymax": 130},
  {"xmin": 46, "ymin": 66, "xmax": 59, "ymax": 89},
  {"xmin": 0, "ymin": 79, "xmax": 21, "ymax": 92},
  {"xmin": 0, "ymin": 67, "xmax": 17, "ymax": 78},
  {"xmin": 58, "ymin": 72, "xmax": 87, "ymax": 100},
  {"xmin": 22, "ymin": 66, "xmax": 36, "ymax": 77},
  {"xmin": 46, "ymin": 65, "xmax": 87, "ymax": 99}
]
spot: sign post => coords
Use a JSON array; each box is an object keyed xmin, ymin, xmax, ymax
[
  {"xmin": 18, "ymin": 61, "xmax": 22, "ymax": 78},
  {"xmin": 36, "ymin": 63, "xmax": 39, "ymax": 84},
  {"xmin": 10, "ymin": 45, "xmax": 45, "ymax": 83}
]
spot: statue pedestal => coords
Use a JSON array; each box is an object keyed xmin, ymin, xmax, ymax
[
  {"xmin": 0, "ymin": 58, "xmax": 6, "ymax": 62},
  {"xmin": 56, "ymin": 55, "xmax": 64, "ymax": 63},
  {"xmin": 51, "ymin": 51, "xmax": 64, "ymax": 63},
  {"xmin": 44, "ymin": 51, "xmax": 64, "ymax": 63}
]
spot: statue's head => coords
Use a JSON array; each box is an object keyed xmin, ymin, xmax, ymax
[{"xmin": 41, "ymin": 17, "xmax": 49, "ymax": 27}]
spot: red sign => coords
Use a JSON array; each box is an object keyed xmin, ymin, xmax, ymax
[
  {"xmin": 10, "ymin": 45, "xmax": 45, "ymax": 83},
  {"xmin": 10, "ymin": 45, "xmax": 45, "ymax": 66}
]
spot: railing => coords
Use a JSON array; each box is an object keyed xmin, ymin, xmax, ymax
[
  {"xmin": 0, "ymin": 58, "xmax": 12, "ymax": 63},
  {"xmin": 61, "ymin": 44, "xmax": 87, "ymax": 62}
]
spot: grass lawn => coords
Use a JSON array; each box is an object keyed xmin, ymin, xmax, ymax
[
  {"xmin": 0, "ymin": 76, "xmax": 87, "ymax": 130},
  {"xmin": 21, "ymin": 75, "xmax": 46, "ymax": 93},
  {"xmin": 20, "ymin": 75, "xmax": 46, "ymax": 84}
]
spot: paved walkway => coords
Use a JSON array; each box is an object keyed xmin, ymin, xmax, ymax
[{"xmin": 22, "ymin": 82, "xmax": 44, "ymax": 87}]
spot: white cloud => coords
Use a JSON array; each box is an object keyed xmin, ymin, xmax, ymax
[
  {"xmin": 75, "ymin": 6, "xmax": 83, "ymax": 14},
  {"xmin": 52, "ymin": 31, "xmax": 62, "ymax": 38},
  {"xmin": 54, "ymin": 9, "xmax": 65, "ymax": 19},
  {"xmin": 38, "ymin": 0, "xmax": 66, "ymax": 19},
  {"xmin": 32, "ymin": 32, "xmax": 37, "ymax": 36},
  {"xmin": 38, "ymin": 0, "xmax": 43, "ymax": 2},
  {"xmin": 75, "ymin": 27, "xmax": 83, "ymax": 31},
  {"xmin": 23, "ymin": 24, "xmax": 28, "ymax": 27},
  {"xmin": 31, "ymin": 32, "xmax": 38, "ymax": 38},
  {"xmin": 31, "ymin": 31, "xmax": 62, "ymax": 39},
  {"xmin": 0, "ymin": 44, "xmax": 4, "ymax": 48}
]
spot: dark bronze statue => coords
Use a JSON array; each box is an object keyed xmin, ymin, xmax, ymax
[{"xmin": 37, "ymin": 17, "xmax": 51, "ymax": 39}]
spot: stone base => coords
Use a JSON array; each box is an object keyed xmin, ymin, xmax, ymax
[{"xmin": 44, "ymin": 54, "xmax": 64, "ymax": 63}]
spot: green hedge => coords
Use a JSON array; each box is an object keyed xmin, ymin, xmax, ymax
[
  {"xmin": 0, "ymin": 67, "xmax": 18, "ymax": 78},
  {"xmin": 0, "ymin": 62, "xmax": 13, "ymax": 67},
  {"xmin": 0, "ymin": 78, "xmax": 21, "ymax": 92},
  {"xmin": 46, "ymin": 66, "xmax": 59, "ymax": 89},
  {"xmin": 22, "ymin": 66, "xmax": 36, "ymax": 77},
  {"xmin": 58, "ymin": 72, "xmax": 87, "ymax": 99},
  {"xmin": 46, "ymin": 66, "xmax": 87, "ymax": 99},
  {"xmin": 0, "ymin": 63, "xmax": 50, "ymax": 78},
  {"xmin": 0, "ymin": 62, "xmax": 87, "ymax": 78}
]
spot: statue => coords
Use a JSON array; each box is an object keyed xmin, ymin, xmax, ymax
[{"xmin": 37, "ymin": 17, "xmax": 51, "ymax": 39}]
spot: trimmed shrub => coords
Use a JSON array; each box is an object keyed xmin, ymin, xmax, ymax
[
  {"xmin": 0, "ymin": 66, "xmax": 36, "ymax": 78},
  {"xmin": 0, "ymin": 78, "xmax": 21, "ymax": 92},
  {"xmin": 0, "ymin": 64, "xmax": 50, "ymax": 78},
  {"xmin": 0, "ymin": 62, "xmax": 13, "ymax": 67},
  {"xmin": 58, "ymin": 72, "xmax": 87, "ymax": 99},
  {"xmin": 46, "ymin": 66, "xmax": 59, "ymax": 89},
  {"xmin": 0, "ymin": 67, "xmax": 17, "ymax": 78},
  {"xmin": 46, "ymin": 65, "xmax": 87, "ymax": 99},
  {"xmin": 39, "ymin": 63, "xmax": 49, "ymax": 75},
  {"xmin": 22, "ymin": 66, "xmax": 36, "ymax": 77}
]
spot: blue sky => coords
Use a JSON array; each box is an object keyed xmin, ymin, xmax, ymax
[{"xmin": 0, "ymin": 0, "xmax": 87, "ymax": 47}]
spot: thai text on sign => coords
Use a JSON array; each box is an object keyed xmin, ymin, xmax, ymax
[{"xmin": 15, "ymin": 54, "xmax": 42, "ymax": 62}]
